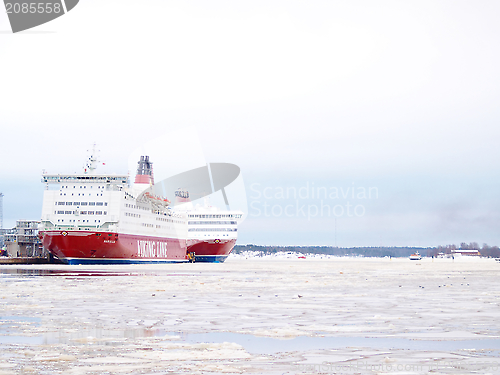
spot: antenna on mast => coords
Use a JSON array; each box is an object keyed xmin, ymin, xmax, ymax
[{"xmin": 84, "ymin": 143, "xmax": 100, "ymax": 174}]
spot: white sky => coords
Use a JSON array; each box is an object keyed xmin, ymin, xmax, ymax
[{"xmin": 1, "ymin": 0, "xmax": 500, "ymax": 247}]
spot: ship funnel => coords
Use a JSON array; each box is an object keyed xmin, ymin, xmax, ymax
[
  {"xmin": 174, "ymin": 188, "xmax": 191, "ymax": 205},
  {"xmin": 134, "ymin": 156, "xmax": 154, "ymax": 185}
]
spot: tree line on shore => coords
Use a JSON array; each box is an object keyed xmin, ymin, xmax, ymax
[
  {"xmin": 430, "ymin": 243, "xmax": 500, "ymax": 258},
  {"xmin": 233, "ymin": 242, "xmax": 500, "ymax": 258}
]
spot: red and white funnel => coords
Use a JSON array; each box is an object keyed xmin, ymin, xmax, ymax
[
  {"xmin": 174, "ymin": 188, "xmax": 191, "ymax": 205},
  {"xmin": 134, "ymin": 156, "xmax": 154, "ymax": 185}
]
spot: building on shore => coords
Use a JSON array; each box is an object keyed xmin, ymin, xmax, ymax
[
  {"xmin": 0, "ymin": 228, "xmax": 7, "ymax": 255},
  {"xmin": 452, "ymin": 249, "xmax": 481, "ymax": 257},
  {"xmin": 0, "ymin": 228, "xmax": 6, "ymax": 248},
  {"xmin": 4, "ymin": 220, "xmax": 44, "ymax": 258}
]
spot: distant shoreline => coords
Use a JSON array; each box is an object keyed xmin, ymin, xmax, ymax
[{"xmin": 233, "ymin": 245, "xmax": 500, "ymax": 258}]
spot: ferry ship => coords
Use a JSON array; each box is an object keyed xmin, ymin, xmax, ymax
[
  {"xmin": 39, "ymin": 151, "xmax": 242, "ymax": 264},
  {"xmin": 174, "ymin": 189, "xmax": 242, "ymax": 263}
]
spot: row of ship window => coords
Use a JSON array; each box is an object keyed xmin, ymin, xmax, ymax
[
  {"xmin": 55, "ymin": 211, "xmax": 106, "ymax": 215},
  {"xmin": 124, "ymin": 207, "xmax": 184, "ymax": 222},
  {"xmin": 124, "ymin": 221, "xmax": 179, "ymax": 229},
  {"xmin": 60, "ymin": 185, "xmax": 106, "ymax": 189},
  {"xmin": 125, "ymin": 212, "xmax": 140, "ymax": 218},
  {"xmin": 56, "ymin": 202, "xmax": 107, "ymax": 206},
  {"xmin": 59, "ymin": 193, "xmax": 104, "ymax": 196},
  {"xmin": 57, "ymin": 219, "xmax": 101, "ymax": 223},
  {"xmin": 125, "ymin": 203, "xmax": 149, "ymax": 210},
  {"xmin": 188, "ymin": 228, "xmax": 237, "ymax": 232},
  {"xmin": 123, "ymin": 212, "xmax": 183, "ymax": 226},
  {"xmin": 188, "ymin": 221, "xmax": 237, "ymax": 225},
  {"xmin": 155, "ymin": 224, "xmax": 173, "ymax": 229},
  {"xmin": 188, "ymin": 214, "xmax": 242, "ymax": 219},
  {"xmin": 156, "ymin": 217, "xmax": 183, "ymax": 224}
]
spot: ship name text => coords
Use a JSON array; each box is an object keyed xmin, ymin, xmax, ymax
[{"xmin": 138, "ymin": 240, "xmax": 168, "ymax": 258}]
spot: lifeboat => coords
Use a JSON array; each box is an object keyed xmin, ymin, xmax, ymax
[{"xmin": 143, "ymin": 192, "xmax": 170, "ymax": 206}]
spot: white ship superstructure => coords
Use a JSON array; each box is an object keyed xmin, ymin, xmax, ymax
[
  {"xmin": 174, "ymin": 189, "xmax": 243, "ymax": 262},
  {"xmin": 40, "ymin": 173, "xmax": 128, "ymax": 233},
  {"xmin": 187, "ymin": 210, "xmax": 241, "ymax": 241}
]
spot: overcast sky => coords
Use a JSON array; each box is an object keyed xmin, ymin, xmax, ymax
[{"xmin": 1, "ymin": 0, "xmax": 500, "ymax": 247}]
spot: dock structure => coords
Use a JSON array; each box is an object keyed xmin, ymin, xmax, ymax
[
  {"xmin": 4, "ymin": 220, "xmax": 44, "ymax": 258},
  {"xmin": 0, "ymin": 193, "xmax": 4, "ymax": 249},
  {"xmin": 0, "ymin": 257, "xmax": 52, "ymax": 265},
  {"xmin": 0, "ymin": 192, "xmax": 3, "ymax": 230}
]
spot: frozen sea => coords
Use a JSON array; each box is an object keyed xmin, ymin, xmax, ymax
[{"xmin": 1, "ymin": 254, "xmax": 500, "ymax": 374}]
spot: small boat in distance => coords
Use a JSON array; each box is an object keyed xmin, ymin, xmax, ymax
[{"xmin": 409, "ymin": 252, "xmax": 422, "ymax": 260}]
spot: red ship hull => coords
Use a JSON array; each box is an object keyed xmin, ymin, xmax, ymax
[
  {"xmin": 187, "ymin": 239, "xmax": 236, "ymax": 263},
  {"xmin": 40, "ymin": 231, "xmax": 188, "ymax": 264}
]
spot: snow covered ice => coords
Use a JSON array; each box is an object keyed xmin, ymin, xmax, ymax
[{"xmin": 1, "ymin": 256, "xmax": 500, "ymax": 374}]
